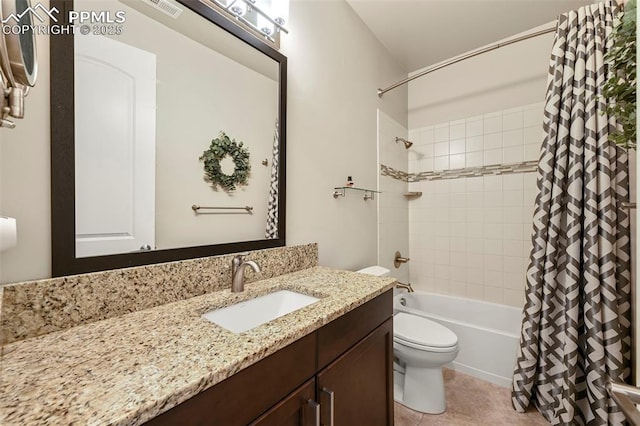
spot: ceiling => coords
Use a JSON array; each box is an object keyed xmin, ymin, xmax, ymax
[{"xmin": 346, "ymin": 0, "xmax": 595, "ymax": 73}]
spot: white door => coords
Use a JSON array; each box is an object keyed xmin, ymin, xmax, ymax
[{"xmin": 74, "ymin": 34, "xmax": 156, "ymax": 257}]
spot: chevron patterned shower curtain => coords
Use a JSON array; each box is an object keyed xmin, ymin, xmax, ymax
[
  {"xmin": 511, "ymin": 1, "xmax": 632, "ymax": 425},
  {"xmin": 265, "ymin": 120, "xmax": 280, "ymax": 239}
]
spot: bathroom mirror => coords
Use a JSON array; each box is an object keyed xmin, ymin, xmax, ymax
[{"xmin": 50, "ymin": 0, "xmax": 287, "ymax": 276}]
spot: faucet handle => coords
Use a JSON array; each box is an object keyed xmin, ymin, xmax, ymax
[{"xmin": 231, "ymin": 255, "xmax": 244, "ymax": 274}]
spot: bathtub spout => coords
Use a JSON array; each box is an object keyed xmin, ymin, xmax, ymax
[{"xmin": 395, "ymin": 282, "xmax": 414, "ymax": 293}]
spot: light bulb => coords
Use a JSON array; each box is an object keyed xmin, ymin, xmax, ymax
[
  {"xmin": 257, "ymin": 12, "xmax": 274, "ymax": 35},
  {"xmin": 229, "ymin": 0, "xmax": 247, "ymax": 16},
  {"xmin": 270, "ymin": 0, "xmax": 288, "ymax": 26}
]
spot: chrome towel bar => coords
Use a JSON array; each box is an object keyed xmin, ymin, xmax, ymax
[
  {"xmin": 622, "ymin": 202, "xmax": 637, "ymax": 209},
  {"xmin": 192, "ymin": 205, "xmax": 253, "ymax": 213}
]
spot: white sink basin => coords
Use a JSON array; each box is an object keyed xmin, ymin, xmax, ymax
[{"xmin": 202, "ymin": 290, "xmax": 320, "ymax": 333}]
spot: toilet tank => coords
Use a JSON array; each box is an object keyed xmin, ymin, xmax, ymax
[{"xmin": 356, "ymin": 266, "xmax": 390, "ymax": 277}]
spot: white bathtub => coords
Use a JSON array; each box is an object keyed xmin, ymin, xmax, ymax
[{"xmin": 393, "ymin": 291, "xmax": 522, "ymax": 388}]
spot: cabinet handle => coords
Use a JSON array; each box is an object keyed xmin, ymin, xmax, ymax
[
  {"xmin": 320, "ymin": 388, "xmax": 335, "ymax": 426},
  {"xmin": 304, "ymin": 399, "xmax": 320, "ymax": 426}
]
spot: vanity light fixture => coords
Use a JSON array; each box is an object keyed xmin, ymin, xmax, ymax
[{"xmin": 203, "ymin": 0, "xmax": 289, "ymax": 48}]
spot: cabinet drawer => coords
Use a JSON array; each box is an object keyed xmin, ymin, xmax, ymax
[
  {"xmin": 145, "ymin": 332, "xmax": 316, "ymax": 426},
  {"xmin": 317, "ymin": 289, "xmax": 392, "ymax": 370}
]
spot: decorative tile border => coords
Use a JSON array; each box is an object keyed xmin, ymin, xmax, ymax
[
  {"xmin": 381, "ymin": 160, "xmax": 538, "ymax": 183},
  {"xmin": 380, "ymin": 164, "xmax": 408, "ymax": 181}
]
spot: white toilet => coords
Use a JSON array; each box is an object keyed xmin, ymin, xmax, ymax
[{"xmin": 356, "ymin": 266, "xmax": 459, "ymax": 414}]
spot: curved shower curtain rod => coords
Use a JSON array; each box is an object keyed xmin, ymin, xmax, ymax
[{"xmin": 377, "ymin": 25, "xmax": 556, "ymax": 98}]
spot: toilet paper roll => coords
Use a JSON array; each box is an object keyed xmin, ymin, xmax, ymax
[{"xmin": 0, "ymin": 217, "xmax": 17, "ymax": 251}]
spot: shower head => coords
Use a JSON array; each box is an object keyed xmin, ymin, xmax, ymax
[{"xmin": 395, "ymin": 137, "xmax": 413, "ymax": 149}]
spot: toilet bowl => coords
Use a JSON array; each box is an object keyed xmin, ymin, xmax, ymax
[
  {"xmin": 356, "ymin": 266, "xmax": 459, "ymax": 414},
  {"xmin": 393, "ymin": 312, "xmax": 458, "ymax": 414}
]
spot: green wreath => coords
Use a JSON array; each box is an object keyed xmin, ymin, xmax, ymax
[{"xmin": 200, "ymin": 132, "xmax": 251, "ymax": 191}]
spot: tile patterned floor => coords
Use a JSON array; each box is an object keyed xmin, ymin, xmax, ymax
[{"xmin": 394, "ymin": 369, "xmax": 548, "ymax": 425}]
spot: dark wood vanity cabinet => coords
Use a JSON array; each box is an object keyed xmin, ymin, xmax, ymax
[
  {"xmin": 316, "ymin": 319, "xmax": 393, "ymax": 426},
  {"xmin": 146, "ymin": 289, "xmax": 393, "ymax": 426}
]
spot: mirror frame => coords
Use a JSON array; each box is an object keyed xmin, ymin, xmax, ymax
[{"xmin": 50, "ymin": 0, "xmax": 287, "ymax": 277}]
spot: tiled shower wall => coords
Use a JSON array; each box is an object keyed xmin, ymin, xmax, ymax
[{"xmin": 407, "ymin": 102, "xmax": 544, "ymax": 308}]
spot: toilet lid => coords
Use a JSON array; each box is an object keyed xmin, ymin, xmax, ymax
[
  {"xmin": 356, "ymin": 266, "xmax": 390, "ymax": 276},
  {"xmin": 394, "ymin": 312, "xmax": 458, "ymax": 348}
]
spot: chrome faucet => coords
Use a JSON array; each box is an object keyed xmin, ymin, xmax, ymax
[{"xmin": 231, "ymin": 255, "xmax": 261, "ymax": 292}]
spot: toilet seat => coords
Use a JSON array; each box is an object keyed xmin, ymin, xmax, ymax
[{"xmin": 394, "ymin": 312, "xmax": 458, "ymax": 353}]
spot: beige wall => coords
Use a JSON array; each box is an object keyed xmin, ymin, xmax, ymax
[
  {"xmin": 281, "ymin": 0, "xmax": 407, "ymax": 271},
  {"xmin": 408, "ymin": 25, "xmax": 553, "ymax": 128},
  {"xmin": 377, "ymin": 110, "xmax": 409, "ymax": 284},
  {"xmin": 0, "ymin": 0, "xmax": 407, "ymax": 284},
  {"xmin": 0, "ymin": 8, "xmax": 51, "ymax": 284}
]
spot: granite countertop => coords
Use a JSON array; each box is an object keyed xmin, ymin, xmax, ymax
[{"xmin": 0, "ymin": 266, "xmax": 394, "ymax": 426}]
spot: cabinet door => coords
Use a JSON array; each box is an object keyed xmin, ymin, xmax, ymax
[
  {"xmin": 250, "ymin": 379, "xmax": 317, "ymax": 426},
  {"xmin": 316, "ymin": 318, "xmax": 393, "ymax": 426}
]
